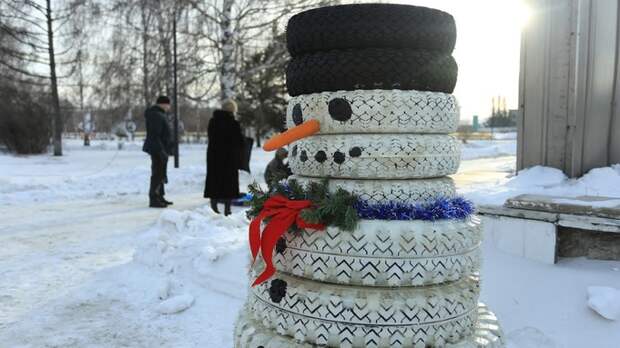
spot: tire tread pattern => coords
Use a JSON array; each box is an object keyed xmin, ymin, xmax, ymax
[
  {"xmin": 286, "ymin": 49, "xmax": 458, "ymax": 96},
  {"xmin": 287, "ymin": 4, "xmax": 456, "ymax": 56},
  {"xmin": 274, "ymin": 217, "xmax": 482, "ymax": 287}
]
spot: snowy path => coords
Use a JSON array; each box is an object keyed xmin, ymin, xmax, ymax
[{"xmin": 0, "ymin": 193, "xmax": 207, "ymax": 329}]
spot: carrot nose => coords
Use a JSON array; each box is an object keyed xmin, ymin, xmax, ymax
[{"xmin": 263, "ymin": 119, "xmax": 320, "ymax": 151}]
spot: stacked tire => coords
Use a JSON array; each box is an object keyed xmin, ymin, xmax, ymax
[{"xmin": 235, "ymin": 4, "xmax": 504, "ymax": 348}]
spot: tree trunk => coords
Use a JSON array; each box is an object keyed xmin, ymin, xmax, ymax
[
  {"xmin": 255, "ymin": 127, "xmax": 261, "ymax": 148},
  {"xmin": 219, "ymin": 0, "xmax": 235, "ymax": 101},
  {"xmin": 158, "ymin": 8, "xmax": 173, "ymax": 98},
  {"xmin": 141, "ymin": 0, "xmax": 150, "ymax": 108},
  {"xmin": 47, "ymin": 0, "xmax": 62, "ymax": 156},
  {"xmin": 255, "ymin": 105, "xmax": 264, "ymax": 147},
  {"xmin": 78, "ymin": 51, "xmax": 88, "ymax": 146}
]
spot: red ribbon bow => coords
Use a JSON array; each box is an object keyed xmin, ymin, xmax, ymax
[{"xmin": 249, "ymin": 195, "xmax": 325, "ymax": 286}]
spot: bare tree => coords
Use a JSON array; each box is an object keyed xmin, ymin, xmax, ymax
[
  {"xmin": 0, "ymin": 0, "xmax": 90, "ymax": 155},
  {"xmin": 189, "ymin": 0, "xmax": 337, "ymax": 102}
]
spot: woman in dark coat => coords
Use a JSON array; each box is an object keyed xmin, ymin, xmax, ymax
[{"xmin": 204, "ymin": 99, "xmax": 243, "ymax": 215}]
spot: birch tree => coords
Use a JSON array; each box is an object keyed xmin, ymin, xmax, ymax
[{"xmin": 190, "ymin": 0, "xmax": 336, "ymax": 102}]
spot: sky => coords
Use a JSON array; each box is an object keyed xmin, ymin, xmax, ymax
[
  {"xmin": 52, "ymin": 0, "xmax": 529, "ymax": 124},
  {"xmin": 395, "ymin": 0, "xmax": 531, "ymax": 122}
]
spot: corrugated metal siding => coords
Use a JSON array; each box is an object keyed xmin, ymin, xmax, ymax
[{"xmin": 519, "ymin": 0, "xmax": 620, "ymax": 177}]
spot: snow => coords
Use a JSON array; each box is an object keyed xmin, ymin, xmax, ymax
[
  {"xmin": 587, "ymin": 286, "xmax": 620, "ymax": 320},
  {"xmin": 506, "ymin": 327, "xmax": 557, "ymax": 348},
  {"xmin": 552, "ymin": 198, "xmax": 620, "ymax": 209},
  {"xmin": 492, "ymin": 132, "xmax": 517, "ymax": 140},
  {"xmin": 461, "ymin": 139, "xmax": 516, "ymax": 160},
  {"xmin": 463, "ymin": 164, "xmax": 620, "ymax": 206},
  {"xmin": 0, "ymin": 138, "xmax": 511, "ymax": 206},
  {"xmin": 157, "ymin": 294, "xmax": 195, "ymax": 314},
  {"xmin": 0, "ymin": 139, "xmax": 272, "ymax": 205},
  {"xmin": 1, "ymin": 138, "xmax": 620, "ymax": 347}
]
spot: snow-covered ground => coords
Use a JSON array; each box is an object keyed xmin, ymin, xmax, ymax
[
  {"xmin": 461, "ymin": 139, "xmax": 516, "ymax": 161},
  {"xmin": 0, "ymin": 138, "xmax": 516, "ymax": 205},
  {"xmin": 2, "ymin": 138, "xmax": 619, "ymax": 348},
  {"xmin": 462, "ymin": 164, "xmax": 620, "ymax": 206},
  {"xmin": 0, "ymin": 139, "xmax": 269, "ymax": 205}
]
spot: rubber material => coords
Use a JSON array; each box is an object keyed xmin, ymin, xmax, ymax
[
  {"xmin": 247, "ymin": 273, "xmax": 479, "ymax": 347},
  {"xmin": 234, "ymin": 303, "xmax": 504, "ymax": 348},
  {"xmin": 286, "ymin": 4, "xmax": 456, "ymax": 56},
  {"xmin": 273, "ymin": 217, "xmax": 482, "ymax": 287},
  {"xmin": 286, "ymin": 49, "xmax": 458, "ymax": 96},
  {"xmin": 290, "ymin": 175, "xmax": 457, "ymax": 205},
  {"xmin": 286, "ymin": 89, "xmax": 459, "ymax": 134},
  {"xmin": 288, "ymin": 134, "xmax": 461, "ymax": 179}
]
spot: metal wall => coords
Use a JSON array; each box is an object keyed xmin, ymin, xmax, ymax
[{"xmin": 519, "ymin": 0, "xmax": 620, "ymax": 177}]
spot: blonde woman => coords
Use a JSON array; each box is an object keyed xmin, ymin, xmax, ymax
[{"xmin": 204, "ymin": 99, "xmax": 243, "ymax": 215}]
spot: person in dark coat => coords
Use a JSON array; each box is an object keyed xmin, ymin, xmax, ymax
[
  {"xmin": 142, "ymin": 96, "xmax": 173, "ymax": 208},
  {"xmin": 264, "ymin": 148, "xmax": 292, "ymax": 190},
  {"xmin": 204, "ymin": 99, "xmax": 243, "ymax": 215}
]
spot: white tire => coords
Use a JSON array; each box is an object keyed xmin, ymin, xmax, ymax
[
  {"xmin": 274, "ymin": 218, "xmax": 482, "ymax": 286},
  {"xmin": 290, "ymin": 175, "xmax": 456, "ymax": 204},
  {"xmin": 247, "ymin": 273, "xmax": 479, "ymax": 347},
  {"xmin": 286, "ymin": 90, "xmax": 459, "ymax": 134},
  {"xmin": 234, "ymin": 303, "xmax": 504, "ymax": 348},
  {"xmin": 288, "ymin": 134, "xmax": 461, "ymax": 179}
]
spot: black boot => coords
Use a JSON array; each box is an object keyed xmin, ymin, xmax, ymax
[
  {"xmin": 210, "ymin": 199, "xmax": 220, "ymax": 214},
  {"xmin": 160, "ymin": 196, "xmax": 173, "ymax": 205},
  {"xmin": 224, "ymin": 200, "xmax": 232, "ymax": 216},
  {"xmin": 149, "ymin": 198, "xmax": 167, "ymax": 208}
]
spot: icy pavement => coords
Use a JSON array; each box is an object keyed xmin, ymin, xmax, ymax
[{"xmin": 2, "ymin": 138, "xmax": 620, "ymax": 347}]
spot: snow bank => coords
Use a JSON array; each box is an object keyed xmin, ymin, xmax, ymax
[
  {"xmin": 1, "ymin": 205, "xmax": 250, "ymax": 347},
  {"xmin": 461, "ymin": 140, "xmax": 516, "ymax": 160},
  {"xmin": 135, "ymin": 206, "xmax": 249, "ymax": 284},
  {"xmin": 463, "ymin": 164, "xmax": 620, "ymax": 206},
  {"xmin": 587, "ymin": 286, "xmax": 620, "ymax": 320}
]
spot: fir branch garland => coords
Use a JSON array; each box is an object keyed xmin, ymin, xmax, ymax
[{"xmin": 246, "ymin": 179, "xmax": 475, "ymax": 230}]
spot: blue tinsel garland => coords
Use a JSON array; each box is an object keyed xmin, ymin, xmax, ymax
[
  {"xmin": 274, "ymin": 181, "xmax": 474, "ymax": 222},
  {"xmin": 354, "ymin": 197, "xmax": 475, "ymax": 221}
]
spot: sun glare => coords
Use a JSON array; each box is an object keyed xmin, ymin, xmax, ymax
[
  {"xmin": 514, "ymin": 1, "xmax": 533, "ymax": 29},
  {"xmin": 397, "ymin": 0, "xmax": 527, "ymax": 121}
]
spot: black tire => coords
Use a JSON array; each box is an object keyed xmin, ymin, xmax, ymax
[
  {"xmin": 286, "ymin": 48, "xmax": 458, "ymax": 96},
  {"xmin": 286, "ymin": 4, "xmax": 456, "ymax": 57}
]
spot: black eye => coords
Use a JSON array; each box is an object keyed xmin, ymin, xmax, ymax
[
  {"xmin": 328, "ymin": 98, "xmax": 352, "ymax": 122},
  {"xmin": 292, "ymin": 103, "xmax": 303, "ymax": 125},
  {"xmin": 349, "ymin": 147, "xmax": 362, "ymax": 157},
  {"xmin": 300, "ymin": 150, "xmax": 308, "ymax": 162},
  {"xmin": 292, "ymin": 145, "xmax": 298, "ymax": 157},
  {"xmin": 314, "ymin": 151, "xmax": 327, "ymax": 163},
  {"xmin": 333, "ymin": 151, "xmax": 346, "ymax": 164}
]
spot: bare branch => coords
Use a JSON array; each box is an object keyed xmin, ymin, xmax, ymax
[{"xmin": 0, "ymin": 58, "xmax": 49, "ymax": 79}]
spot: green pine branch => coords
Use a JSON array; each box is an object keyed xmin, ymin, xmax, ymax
[{"xmin": 246, "ymin": 179, "xmax": 359, "ymax": 231}]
